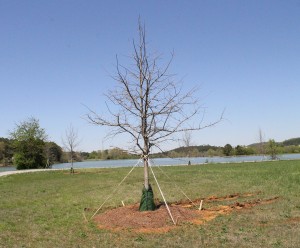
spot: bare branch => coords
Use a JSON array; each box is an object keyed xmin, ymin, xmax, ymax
[{"xmin": 86, "ymin": 20, "xmax": 223, "ymax": 168}]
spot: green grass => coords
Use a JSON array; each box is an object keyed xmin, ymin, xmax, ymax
[{"xmin": 0, "ymin": 160, "xmax": 299, "ymax": 247}]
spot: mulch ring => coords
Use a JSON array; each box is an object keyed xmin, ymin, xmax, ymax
[{"xmin": 91, "ymin": 193, "xmax": 279, "ymax": 234}]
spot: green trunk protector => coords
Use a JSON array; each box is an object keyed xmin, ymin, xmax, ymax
[{"xmin": 139, "ymin": 184, "xmax": 156, "ymax": 211}]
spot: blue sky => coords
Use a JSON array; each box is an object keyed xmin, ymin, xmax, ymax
[{"xmin": 1, "ymin": 0, "xmax": 299, "ymax": 152}]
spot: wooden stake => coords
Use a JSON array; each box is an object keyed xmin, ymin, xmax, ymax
[
  {"xmin": 199, "ymin": 200, "xmax": 203, "ymax": 211},
  {"xmin": 82, "ymin": 212, "xmax": 88, "ymax": 223},
  {"xmin": 175, "ymin": 216, "xmax": 180, "ymax": 225}
]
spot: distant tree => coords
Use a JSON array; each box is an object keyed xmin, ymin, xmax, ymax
[
  {"xmin": 258, "ymin": 128, "xmax": 265, "ymax": 155},
  {"xmin": 245, "ymin": 146, "xmax": 255, "ymax": 155},
  {"xmin": 80, "ymin": 152, "xmax": 90, "ymax": 160},
  {"xmin": 87, "ymin": 20, "xmax": 222, "ymax": 211},
  {"xmin": 10, "ymin": 117, "xmax": 47, "ymax": 170},
  {"xmin": 223, "ymin": 144, "xmax": 233, "ymax": 156},
  {"xmin": 62, "ymin": 124, "xmax": 80, "ymax": 174},
  {"xmin": 207, "ymin": 148, "xmax": 216, "ymax": 157},
  {"xmin": 181, "ymin": 130, "xmax": 193, "ymax": 159},
  {"xmin": 45, "ymin": 142, "xmax": 63, "ymax": 167},
  {"xmin": 88, "ymin": 151, "xmax": 99, "ymax": 160},
  {"xmin": 235, "ymin": 145, "xmax": 244, "ymax": 156},
  {"xmin": 102, "ymin": 150, "xmax": 109, "ymax": 160},
  {"xmin": 0, "ymin": 141, "xmax": 5, "ymax": 164},
  {"xmin": 0, "ymin": 138, "xmax": 17, "ymax": 165},
  {"xmin": 182, "ymin": 130, "xmax": 193, "ymax": 147},
  {"xmin": 284, "ymin": 145, "xmax": 300, "ymax": 154},
  {"xmin": 267, "ymin": 139, "xmax": 278, "ymax": 160},
  {"xmin": 235, "ymin": 145, "xmax": 255, "ymax": 156}
]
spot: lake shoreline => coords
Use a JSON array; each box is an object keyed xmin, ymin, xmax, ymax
[{"xmin": 1, "ymin": 153, "xmax": 300, "ymax": 174}]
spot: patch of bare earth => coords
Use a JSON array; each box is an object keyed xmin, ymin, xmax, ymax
[{"xmin": 92, "ymin": 192, "xmax": 279, "ymax": 233}]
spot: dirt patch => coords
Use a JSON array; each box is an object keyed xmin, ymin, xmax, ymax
[
  {"xmin": 94, "ymin": 203, "xmax": 200, "ymax": 233},
  {"xmin": 172, "ymin": 191, "xmax": 262, "ymax": 207},
  {"xmin": 286, "ymin": 217, "xmax": 300, "ymax": 223},
  {"xmin": 205, "ymin": 191, "xmax": 261, "ymax": 201},
  {"xmin": 92, "ymin": 193, "xmax": 278, "ymax": 233}
]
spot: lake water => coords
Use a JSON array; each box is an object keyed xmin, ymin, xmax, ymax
[{"xmin": 1, "ymin": 153, "xmax": 300, "ymax": 172}]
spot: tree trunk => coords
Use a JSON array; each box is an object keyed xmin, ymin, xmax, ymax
[
  {"xmin": 139, "ymin": 139, "xmax": 155, "ymax": 211},
  {"xmin": 143, "ymin": 157, "xmax": 149, "ymax": 190},
  {"xmin": 70, "ymin": 150, "xmax": 74, "ymax": 174}
]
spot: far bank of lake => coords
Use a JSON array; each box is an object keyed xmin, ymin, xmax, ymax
[{"xmin": 2, "ymin": 153, "xmax": 300, "ymax": 172}]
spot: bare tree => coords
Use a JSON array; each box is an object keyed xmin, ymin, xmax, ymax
[
  {"xmin": 62, "ymin": 124, "xmax": 80, "ymax": 174},
  {"xmin": 87, "ymin": 20, "xmax": 222, "ymax": 210},
  {"xmin": 182, "ymin": 130, "xmax": 193, "ymax": 147},
  {"xmin": 45, "ymin": 143, "xmax": 54, "ymax": 169},
  {"xmin": 181, "ymin": 130, "xmax": 193, "ymax": 164},
  {"xmin": 258, "ymin": 128, "xmax": 265, "ymax": 155}
]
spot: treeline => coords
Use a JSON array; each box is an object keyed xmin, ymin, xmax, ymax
[
  {"xmin": 0, "ymin": 137, "xmax": 64, "ymax": 167},
  {"xmin": 0, "ymin": 137, "xmax": 100, "ymax": 168},
  {"xmin": 152, "ymin": 145, "xmax": 253, "ymax": 158},
  {"xmin": 153, "ymin": 138, "xmax": 300, "ymax": 158},
  {"xmin": 248, "ymin": 137, "xmax": 300, "ymax": 155},
  {"xmin": 152, "ymin": 145, "xmax": 223, "ymax": 158},
  {"xmin": 282, "ymin": 137, "xmax": 300, "ymax": 146},
  {"xmin": 0, "ymin": 136, "xmax": 140, "ymax": 167},
  {"xmin": 86, "ymin": 148, "xmax": 138, "ymax": 160}
]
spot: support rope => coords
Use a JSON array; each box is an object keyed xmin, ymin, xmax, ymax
[
  {"xmin": 148, "ymin": 159, "xmax": 176, "ymax": 225},
  {"xmin": 90, "ymin": 159, "xmax": 142, "ymax": 220},
  {"xmin": 150, "ymin": 158, "xmax": 197, "ymax": 207}
]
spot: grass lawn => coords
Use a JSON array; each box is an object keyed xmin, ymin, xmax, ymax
[{"xmin": 0, "ymin": 160, "xmax": 299, "ymax": 247}]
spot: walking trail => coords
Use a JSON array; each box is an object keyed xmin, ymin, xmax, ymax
[{"xmin": 0, "ymin": 169, "xmax": 62, "ymax": 177}]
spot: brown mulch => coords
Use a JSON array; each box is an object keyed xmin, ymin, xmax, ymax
[
  {"xmin": 92, "ymin": 193, "xmax": 279, "ymax": 233},
  {"xmin": 94, "ymin": 203, "xmax": 201, "ymax": 233}
]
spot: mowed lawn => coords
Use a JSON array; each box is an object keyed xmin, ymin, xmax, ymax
[{"xmin": 0, "ymin": 160, "xmax": 299, "ymax": 248}]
